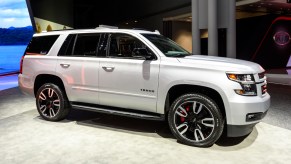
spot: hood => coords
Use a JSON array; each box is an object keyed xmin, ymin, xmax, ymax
[{"xmin": 177, "ymin": 55, "xmax": 265, "ymax": 73}]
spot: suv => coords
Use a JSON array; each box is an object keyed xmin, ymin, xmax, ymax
[{"xmin": 19, "ymin": 26, "xmax": 270, "ymax": 147}]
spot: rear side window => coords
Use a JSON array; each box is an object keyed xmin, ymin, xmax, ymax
[
  {"xmin": 59, "ymin": 33, "xmax": 107, "ymax": 57},
  {"xmin": 25, "ymin": 35, "xmax": 59, "ymax": 55},
  {"xmin": 74, "ymin": 34, "xmax": 100, "ymax": 57}
]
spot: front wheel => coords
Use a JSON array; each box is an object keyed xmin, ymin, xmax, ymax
[
  {"xmin": 168, "ymin": 93, "xmax": 224, "ymax": 147},
  {"xmin": 36, "ymin": 83, "xmax": 70, "ymax": 121}
]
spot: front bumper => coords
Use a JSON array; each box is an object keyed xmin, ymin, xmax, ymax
[
  {"xmin": 226, "ymin": 93, "xmax": 270, "ymax": 137},
  {"xmin": 227, "ymin": 110, "xmax": 268, "ymax": 137}
]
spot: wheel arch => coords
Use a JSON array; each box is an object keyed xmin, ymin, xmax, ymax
[
  {"xmin": 34, "ymin": 74, "xmax": 67, "ymax": 98},
  {"xmin": 164, "ymin": 84, "xmax": 227, "ymax": 120}
]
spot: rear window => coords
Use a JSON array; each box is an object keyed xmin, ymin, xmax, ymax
[{"xmin": 25, "ymin": 35, "xmax": 59, "ymax": 55}]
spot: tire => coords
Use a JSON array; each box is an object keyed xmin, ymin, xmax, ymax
[
  {"xmin": 168, "ymin": 93, "xmax": 224, "ymax": 147},
  {"xmin": 36, "ymin": 83, "xmax": 70, "ymax": 121}
]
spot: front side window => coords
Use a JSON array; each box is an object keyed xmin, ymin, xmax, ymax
[
  {"xmin": 108, "ymin": 33, "xmax": 154, "ymax": 59},
  {"xmin": 25, "ymin": 35, "xmax": 59, "ymax": 55},
  {"xmin": 142, "ymin": 34, "xmax": 191, "ymax": 57}
]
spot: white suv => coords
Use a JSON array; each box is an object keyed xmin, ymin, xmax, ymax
[{"xmin": 18, "ymin": 26, "xmax": 270, "ymax": 147}]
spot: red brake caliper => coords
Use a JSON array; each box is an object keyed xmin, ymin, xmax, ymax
[{"xmin": 180, "ymin": 105, "xmax": 190, "ymax": 122}]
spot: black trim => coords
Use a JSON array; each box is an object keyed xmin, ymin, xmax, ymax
[
  {"xmin": 71, "ymin": 102, "xmax": 165, "ymax": 121},
  {"xmin": 227, "ymin": 123, "xmax": 257, "ymax": 137},
  {"xmin": 246, "ymin": 112, "xmax": 267, "ymax": 122},
  {"xmin": 25, "ymin": 0, "xmax": 36, "ymax": 32}
]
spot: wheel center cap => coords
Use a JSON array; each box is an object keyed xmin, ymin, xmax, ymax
[{"xmin": 192, "ymin": 118, "xmax": 197, "ymax": 123}]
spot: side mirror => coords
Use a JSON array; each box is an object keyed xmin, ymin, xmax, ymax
[{"xmin": 132, "ymin": 48, "xmax": 153, "ymax": 60}]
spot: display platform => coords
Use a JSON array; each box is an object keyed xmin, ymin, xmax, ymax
[{"xmin": 0, "ymin": 75, "xmax": 291, "ymax": 163}]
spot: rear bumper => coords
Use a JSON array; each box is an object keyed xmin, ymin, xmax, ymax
[{"xmin": 18, "ymin": 74, "xmax": 34, "ymax": 96}]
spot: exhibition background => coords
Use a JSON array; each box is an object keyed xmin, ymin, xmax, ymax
[
  {"xmin": 0, "ymin": 0, "xmax": 33, "ymax": 75},
  {"xmin": 0, "ymin": 0, "xmax": 291, "ymax": 76}
]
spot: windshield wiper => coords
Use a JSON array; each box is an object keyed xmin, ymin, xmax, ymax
[{"xmin": 170, "ymin": 54, "xmax": 187, "ymax": 58}]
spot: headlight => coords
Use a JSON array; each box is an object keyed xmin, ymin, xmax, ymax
[{"xmin": 227, "ymin": 73, "xmax": 257, "ymax": 96}]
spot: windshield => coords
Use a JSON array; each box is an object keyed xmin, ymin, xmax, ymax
[{"xmin": 142, "ymin": 34, "xmax": 191, "ymax": 57}]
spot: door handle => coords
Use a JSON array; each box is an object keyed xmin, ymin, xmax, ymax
[
  {"xmin": 102, "ymin": 66, "xmax": 115, "ymax": 72},
  {"xmin": 60, "ymin": 63, "xmax": 70, "ymax": 68}
]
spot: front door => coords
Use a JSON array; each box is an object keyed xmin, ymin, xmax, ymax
[{"xmin": 98, "ymin": 33, "xmax": 160, "ymax": 112}]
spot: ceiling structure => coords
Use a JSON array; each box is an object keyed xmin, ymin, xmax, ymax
[
  {"xmin": 168, "ymin": 0, "xmax": 291, "ymax": 22},
  {"xmin": 237, "ymin": 0, "xmax": 291, "ymax": 15},
  {"xmin": 29, "ymin": 0, "xmax": 291, "ymax": 28}
]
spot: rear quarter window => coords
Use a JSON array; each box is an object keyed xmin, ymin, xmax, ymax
[{"xmin": 25, "ymin": 35, "xmax": 59, "ymax": 55}]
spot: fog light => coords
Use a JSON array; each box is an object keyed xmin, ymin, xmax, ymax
[{"xmin": 246, "ymin": 113, "xmax": 263, "ymax": 122}]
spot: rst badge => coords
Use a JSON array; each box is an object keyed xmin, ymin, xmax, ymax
[{"xmin": 273, "ymin": 31, "xmax": 291, "ymax": 46}]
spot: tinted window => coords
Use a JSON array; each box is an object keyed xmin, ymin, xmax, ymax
[
  {"xmin": 97, "ymin": 34, "xmax": 108, "ymax": 57},
  {"xmin": 108, "ymin": 33, "xmax": 154, "ymax": 59},
  {"xmin": 25, "ymin": 35, "xmax": 59, "ymax": 55},
  {"xmin": 73, "ymin": 34, "xmax": 100, "ymax": 57},
  {"xmin": 142, "ymin": 34, "xmax": 190, "ymax": 57},
  {"xmin": 58, "ymin": 34, "xmax": 76, "ymax": 56}
]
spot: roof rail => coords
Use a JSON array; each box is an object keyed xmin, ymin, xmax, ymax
[
  {"xmin": 132, "ymin": 28, "xmax": 161, "ymax": 34},
  {"xmin": 132, "ymin": 28, "xmax": 148, "ymax": 31},
  {"xmin": 154, "ymin": 30, "xmax": 160, "ymax": 34},
  {"xmin": 97, "ymin": 25, "xmax": 118, "ymax": 29}
]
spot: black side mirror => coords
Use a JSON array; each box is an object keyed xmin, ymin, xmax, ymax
[{"xmin": 132, "ymin": 48, "xmax": 153, "ymax": 60}]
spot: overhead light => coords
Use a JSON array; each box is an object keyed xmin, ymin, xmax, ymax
[
  {"xmin": 134, "ymin": 20, "xmax": 138, "ymax": 23},
  {"xmin": 125, "ymin": 22, "xmax": 129, "ymax": 25}
]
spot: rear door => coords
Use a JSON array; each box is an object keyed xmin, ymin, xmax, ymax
[{"xmin": 56, "ymin": 33, "xmax": 107, "ymax": 104}]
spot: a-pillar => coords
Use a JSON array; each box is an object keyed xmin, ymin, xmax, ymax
[{"xmin": 208, "ymin": 0, "xmax": 218, "ymax": 56}]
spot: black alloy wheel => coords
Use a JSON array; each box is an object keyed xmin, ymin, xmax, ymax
[
  {"xmin": 168, "ymin": 93, "xmax": 224, "ymax": 147},
  {"xmin": 36, "ymin": 83, "xmax": 70, "ymax": 121}
]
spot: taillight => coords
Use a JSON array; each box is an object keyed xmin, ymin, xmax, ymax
[{"xmin": 20, "ymin": 55, "xmax": 25, "ymax": 74}]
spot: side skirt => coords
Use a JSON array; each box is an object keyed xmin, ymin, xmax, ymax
[{"xmin": 71, "ymin": 102, "xmax": 165, "ymax": 121}]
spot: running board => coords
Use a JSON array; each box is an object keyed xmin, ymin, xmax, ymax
[{"xmin": 71, "ymin": 103, "xmax": 165, "ymax": 121}]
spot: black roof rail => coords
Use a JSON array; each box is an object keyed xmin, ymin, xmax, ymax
[{"xmin": 132, "ymin": 28, "xmax": 148, "ymax": 31}]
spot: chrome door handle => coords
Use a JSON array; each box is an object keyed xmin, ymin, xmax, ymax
[
  {"xmin": 102, "ymin": 66, "xmax": 115, "ymax": 72},
  {"xmin": 60, "ymin": 63, "xmax": 70, "ymax": 68}
]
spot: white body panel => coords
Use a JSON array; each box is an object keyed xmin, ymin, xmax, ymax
[
  {"xmin": 98, "ymin": 58, "xmax": 159, "ymax": 112},
  {"xmin": 56, "ymin": 57, "xmax": 100, "ymax": 104}
]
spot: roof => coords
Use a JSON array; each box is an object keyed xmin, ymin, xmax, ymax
[{"xmin": 33, "ymin": 26, "xmax": 160, "ymax": 36}]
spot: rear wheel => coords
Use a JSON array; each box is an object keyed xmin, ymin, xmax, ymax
[
  {"xmin": 168, "ymin": 93, "xmax": 224, "ymax": 147},
  {"xmin": 36, "ymin": 83, "xmax": 70, "ymax": 121}
]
